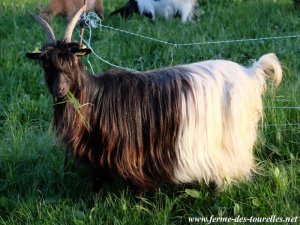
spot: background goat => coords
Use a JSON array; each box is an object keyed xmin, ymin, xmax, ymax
[
  {"xmin": 40, "ymin": 0, "xmax": 104, "ymax": 22},
  {"xmin": 26, "ymin": 6, "xmax": 282, "ymax": 193},
  {"xmin": 111, "ymin": 0, "xmax": 199, "ymax": 23}
]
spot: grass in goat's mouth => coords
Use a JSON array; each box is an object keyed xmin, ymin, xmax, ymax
[
  {"xmin": 52, "ymin": 91, "xmax": 85, "ymax": 110},
  {"xmin": 66, "ymin": 91, "xmax": 81, "ymax": 110},
  {"xmin": 67, "ymin": 90, "xmax": 91, "ymax": 129}
]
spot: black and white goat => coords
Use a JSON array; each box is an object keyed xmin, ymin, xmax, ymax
[
  {"xmin": 111, "ymin": 0, "xmax": 199, "ymax": 23},
  {"xmin": 26, "ymin": 7, "xmax": 282, "ymax": 193}
]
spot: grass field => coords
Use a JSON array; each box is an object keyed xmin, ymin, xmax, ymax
[{"xmin": 0, "ymin": 0, "xmax": 300, "ymax": 224}]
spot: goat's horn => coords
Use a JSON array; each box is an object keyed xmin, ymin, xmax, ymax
[
  {"xmin": 30, "ymin": 14, "xmax": 56, "ymax": 44},
  {"xmin": 63, "ymin": 6, "xmax": 86, "ymax": 43}
]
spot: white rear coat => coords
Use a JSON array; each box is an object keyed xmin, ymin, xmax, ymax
[{"xmin": 173, "ymin": 54, "xmax": 282, "ymax": 186}]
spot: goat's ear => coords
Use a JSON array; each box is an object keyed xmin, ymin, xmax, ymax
[
  {"xmin": 26, "ymin": 50, "xmax": 42, "ymax": 60},
  {"xmin": 74, "ymin": 48, "xmax": 92, "ymax": 57}
]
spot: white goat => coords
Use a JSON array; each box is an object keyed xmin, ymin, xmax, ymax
[{"xmin": 111, "ymin": 0, "xmax": 199, "ymax": 23}]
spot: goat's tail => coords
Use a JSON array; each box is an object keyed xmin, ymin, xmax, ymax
[{"xmin": 255, "ymin": 53, "xmax": 283, "ymax": 88}]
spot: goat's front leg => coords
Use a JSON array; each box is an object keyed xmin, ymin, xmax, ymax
[
  {"xmin": 63, "ymin": 148, "xmax": 72, "ymax": 172},
  {"xmin": 92, "ymin": 167, "xmax": 113, "ymax": 194},
  {"xmin": 92, "ymin": 168, "xmax": 103, "ymax": 194}
]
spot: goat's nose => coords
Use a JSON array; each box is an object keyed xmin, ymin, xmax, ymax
[{"xmin": 55, "ymin": 87, "xmax": 66, "ymax": 97}]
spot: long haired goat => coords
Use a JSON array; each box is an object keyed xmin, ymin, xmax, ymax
[
  {"xmin": 26, "ymin": 7, "xmax": 282, "ymax": 193},
  {"xmin": 111, "ymin": 0, "xmax": 199, "ymax": 23}
]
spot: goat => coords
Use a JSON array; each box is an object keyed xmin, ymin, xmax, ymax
[
  {"xmin": 40, "ymin": 0, "xmax": 104, "ymax": 22},
  {"xmin": 110, "ymin": 0, "xmax": 199, "ymax": 23},
  {"xmin": 26, "ymin": 6, "xmax": 282, "ymax": 194}
]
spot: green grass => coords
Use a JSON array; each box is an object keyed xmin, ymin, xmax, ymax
[{"xmin": 0, "ymin": 0, "xmax": 300, "ymax": 224}]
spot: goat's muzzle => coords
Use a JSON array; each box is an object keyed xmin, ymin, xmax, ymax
[{"xmin": 53, "ymin": 85, "xmax": 69, "ymax": 98}]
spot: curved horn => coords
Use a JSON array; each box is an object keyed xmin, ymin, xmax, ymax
[
  {"xmin": 30, "ymin": 14, "xmax": 56, "ymax": 44},
  {"xmin": 63, "ymin": 6, "xmax": 86, "ymax": 43}
]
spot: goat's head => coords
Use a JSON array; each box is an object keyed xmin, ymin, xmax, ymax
[{"xmin": 26, "ymin": 6, "xmax": 91, "ymax": 98}]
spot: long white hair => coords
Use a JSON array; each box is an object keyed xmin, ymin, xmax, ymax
[{"xmin": 173, "ymin": 53, "xmax": 282, "ymax": 186}]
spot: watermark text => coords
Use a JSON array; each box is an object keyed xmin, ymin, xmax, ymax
[{"xmin": 188, "ymin": 215, "xmax": 298, "ymax": 224}]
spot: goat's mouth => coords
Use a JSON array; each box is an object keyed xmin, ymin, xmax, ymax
[
  {"xmin": 53, "ymin": 96, "xmax": 67, "ymax": 105},
  {"xmin": 52, "ymin": 87, "xmax": 69, "ymax": 99}
]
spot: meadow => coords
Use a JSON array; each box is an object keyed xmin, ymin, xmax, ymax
[{"xmin": 0, "ymin": 0, "xmax": 299, "ymax": 224}]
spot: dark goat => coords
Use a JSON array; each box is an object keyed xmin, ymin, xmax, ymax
[{"xmin": 27, "ymin": 7, "xmax": 282, "ymax": 194}]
